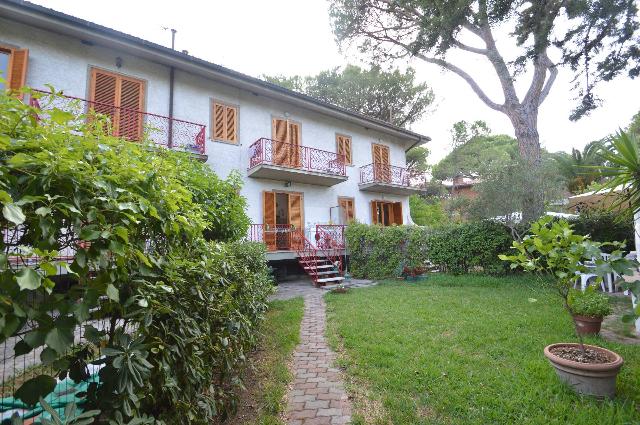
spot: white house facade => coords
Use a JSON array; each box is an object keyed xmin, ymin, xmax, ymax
[{"xmin": 0, "ymin": 0, "xmax": 429, "ymax": 267}]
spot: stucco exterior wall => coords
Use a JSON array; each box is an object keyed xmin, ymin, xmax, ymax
[{"xmin": 0, "ymin": 17, "xmax": 415, "ymax": 230}]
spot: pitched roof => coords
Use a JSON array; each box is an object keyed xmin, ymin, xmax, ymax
[{"xmin": 0, "ymin": 0, "xmax": 430, "ymax": 146}]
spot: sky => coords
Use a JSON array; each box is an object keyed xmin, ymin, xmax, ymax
[{"xmin": 31, "ymin": 0, "xmax": 640, "ymax": 164}]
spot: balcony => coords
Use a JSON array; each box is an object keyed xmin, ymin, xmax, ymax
[
  {"xmin": 247, "ymin": 138, "xmax": 347, "ymax": 186},
  {"xmin": 29, "ymin": 90, "xmax": 207, "ymax": 156},
  {"xmin": 359, "ymin": 163, "xmax": 422, "ymax": 195}
]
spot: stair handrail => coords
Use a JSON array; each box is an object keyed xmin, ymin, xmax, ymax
[
  {"xmin": 315, "ymin": 226, "xmax": 344, "ymax": 275},
  {"xmin": 292, "ymin": 229, "xmax": 320, "ymax": 283}
]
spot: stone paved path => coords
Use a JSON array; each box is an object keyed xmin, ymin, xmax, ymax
[{"xmin": 285, "ymin": 293, "xmax": 352, "ymax": 425}]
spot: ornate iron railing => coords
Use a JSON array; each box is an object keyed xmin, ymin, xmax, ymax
[
  {"xmin": 315, "ymin": 224, "xmax": 346, "ymax": 249},
  {"xmin": 29, "ymin": 90, "xmax": 206, "ymax": 155},
  {"xmin": 248, "ymin": 223, "xmax": 299, "ymax": 251},
  {"xmin": 248, "ymin": 138, "xmax": 346, "ymax": 176},
  {"xmin": 360, "ymin": 163, "xmax": 411, "ymax": 186}
]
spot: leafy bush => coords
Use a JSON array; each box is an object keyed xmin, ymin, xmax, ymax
[
  {"xmin": 345, "ymin": 220, "xmax": 512, "ymax": 278},
  {"xmin": 568, "ymin": 287, "xmax": 613, "ymax": 318},
  {"xmin": 569, "ymin": 209, "xmax": 635, "ymax": 251},
  {"xmin": 345, "ymin": 223, "xmax": 429, "ymax": 279},
  {"xmin": 426, "ymin": 221, "xmax": 514, "ymax": 274},
  {"xmin": 0, "ymin": 88, "xmax": 270, "ymax": 423},
  {"xmin": 409, "ymin": 195, "xmax": 449, "ymax": 227},
  {"xmin": 142, "ymin": 240, "xmax": 273, "ymax": 423}
]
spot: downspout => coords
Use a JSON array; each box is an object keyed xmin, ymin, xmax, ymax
[
  {"xmin": 167, "ymin": 28, "xmax": 176, "ymax": 150},
  {"xmin": 168, "ymin": 66, "xmax": 174, "ymax": 149}
]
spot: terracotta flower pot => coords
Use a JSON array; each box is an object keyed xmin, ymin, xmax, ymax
[
  {"xmin": 573, "ymin": 315, "xmax": 604, "ymax": 335},
  {"xmin": 543, "ymin": 343, "xmax": 624, "ymax": 398}
]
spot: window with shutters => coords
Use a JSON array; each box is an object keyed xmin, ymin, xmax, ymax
[
  {"xmin": 211, "ymin": 100, "xmax": 238, "ymax": 144},
  {"xmin": 336, "ymin": 134, "xmax": 352, "ymax": 165},
  {"xmin": 89, "ymin": 68, "xmax": 145, "ymax": 141},
  {"xmin": 0, "ymin": 45, "xmax": 29, "ymax": 97},
  {"xmin": 371, "ymin": 200, "xmax": 402, "ymax": 226},
  {"xmin": 272, "ymin": 118, "xmax": 302, "ymax": 167},
  {"xmin": 338, "ymin": 197, "xmax": 355, "ymax": 224}
]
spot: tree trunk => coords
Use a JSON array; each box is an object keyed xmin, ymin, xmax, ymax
[{"xmin": 508, "ymin": 106, "xmax": 545, "ymax": 222}]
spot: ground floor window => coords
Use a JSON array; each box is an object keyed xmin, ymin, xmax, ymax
[
  {"xmin": 338, "ymin": 197, "xmax": 355, "ymax": 224},
  {"xmin": 371, "ymin": 200, "xmax": 402, "ymax": 226}
]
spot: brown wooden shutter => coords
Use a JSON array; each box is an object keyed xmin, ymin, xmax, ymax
[
  {"xmin": 392, "ymin": 202, "xmax": 403, "ymax": 225},
  {"xmin": 289, "ymin": 121, "xmax": 301, "ymax": 167},
  {"xmin": 288, "ymin": 193, "xmax": 303, "ymax": 250},
  {"xmin": 213, "ymin": 103, "xmax": 226, "ymax": 140},
  {"xmin": 90, "ymin": 69, "xmax": 118, "ymax": 134},
  {"xmin": 339, "ymin": 197, "xmax": 354, "ymax": 223},
  {"xmin": 272, "ymin": 118, "xmax": 288, "ymax": 165},
  {"xmin": 212, "ymin": 103, "xmax": 238, "ymax": 143},
  {"xmin": 337, "ymin": 135, "xmax": 352, "ymax": 165},
  {"xmin": 118, "ymin": 78, "xmax": 144, "ymax": 140},
  {"xmin": 289, "ymin": 193, "xmax": 302, "ymax": 230},
  {"xmin": 226, "ymin": 106, "xmax": 237, "ymax": 142},
  {"xmin": 263, "ymin": 191, "xmax": 276, "ymax": 251},
  {"xmin": 90, "ymin": 69, "xmax": 144, "ymax": 140},
  {"xmin": 371, "ymin": 201, "xmax": 378, "ymax": 225},
  {"xmin": 8, "ymin": 48, "xmax": 28, "ymax": 96}
]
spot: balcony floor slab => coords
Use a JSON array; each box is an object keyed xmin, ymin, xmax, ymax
[
  {"xmin": 358, "ymin": 182, "xmax": 423, "ymax": 195},
  {"xmin": 247, "ymin": 164, "xmax": 348, "ymax": 186}
]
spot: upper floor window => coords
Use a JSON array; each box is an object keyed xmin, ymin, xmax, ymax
[
  {"xmin": 212, "ymin": 101, "xmax": 238, "ymax": 144},
  {"xmin": 0, "ymin": 45, "xmax": 29, "ymax": 96},
  {"xmin": 372, "ymin": 143, "xmax": 390, "ymax": 165},
  {"xmin": 336, "ymin": 134, "xmax": 352, "ymax": 165},
  {"xmin": 89, "ymin": 67, "xmax": 145, "ymax": 140}
]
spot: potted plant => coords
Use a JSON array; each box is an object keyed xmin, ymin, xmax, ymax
[
  {"xmin": 499, "ymin": 217, "xmax": 636, "ymax": 398},
  {"xmin": 332, "ymin": 283, "xmax": 348, "ymax": 294},
  {"xmin": 568, "ymin": 287, "xmax": 612, "ymax": 335}
]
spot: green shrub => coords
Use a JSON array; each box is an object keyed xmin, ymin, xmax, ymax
[
  {"xmin": 569, "ymin": 209, "xmax": 634, "ymax": 251},
  {"xmin": 345, "ymin": 220, "xmax": 512, "ymax": 278},
  {"xmin": 568, "ymin": 287, "xmax": 613, "ymax": 317},
  {"xmin": 427, "ymin": 221, "xmax": 513, "ymax": 274},
  {"xmin": 0, "ymin": 88, "xmax": 269, "ymax": 423},
  {"xmin": 142, "ymin": 240, "xmax": 273, "ymax": 423}
]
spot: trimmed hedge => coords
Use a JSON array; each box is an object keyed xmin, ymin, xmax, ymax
[
  {"xmin": 569, "ymin": 209, "xmax": 635, "ymax": 251},
  {"xmin": 345, "ymin": 221, "xmax": 513, "ymax": 278}
]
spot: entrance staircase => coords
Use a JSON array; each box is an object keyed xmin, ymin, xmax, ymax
[{"xmin": 293, "ymin": 227, "xmax": 345, "ymax": 286}]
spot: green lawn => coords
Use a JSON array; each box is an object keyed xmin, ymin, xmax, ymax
[
  {"xmin": 232, "ymin": 297, "xmax": 304, "ymax": 425},
  {"xmin": 325, "ymin": 275, "xmax": 640, "ymax": 425}
]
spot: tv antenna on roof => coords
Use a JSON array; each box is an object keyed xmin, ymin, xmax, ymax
[{"xmin": 161, "ymin": 27, "xmax": 177, "ymax": 50}]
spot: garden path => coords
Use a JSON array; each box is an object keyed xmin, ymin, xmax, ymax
[{"xmin": 284, "ymin": 292, "xmax": 352, "ymax": 425}]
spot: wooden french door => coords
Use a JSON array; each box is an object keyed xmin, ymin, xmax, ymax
[
  {"xmin": 371, "ymin": 200, "xmax": 402, "ymax": 226},
  {"xmin": 372, "ymin": 143, "xmax": 391, "ymax": 182},
  {"xmin": 89, "ymin": 68, "xmax": 145, "ymax": 141},
  {"xmin": 272, "ymin": 118, "xmax": 301, "ymax": 167},
  {"xmin": 263, "ymin": 191, "xmax": 303, "ymax": 251}
]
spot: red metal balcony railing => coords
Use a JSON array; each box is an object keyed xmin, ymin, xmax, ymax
[
  {"xmin": 360, "ymin": 163, "xmax": 411, "ymax": 186},
  {"xmin": 29, "ymin": 90, "xmax": 206, "ymax": 155},
  {"xmin": 248, "ymin": 138, "xmax": 346, "ymax": 176},
  {"xmin": 248, "ymin": 223, "xmax": 298, "ymax": 251}
]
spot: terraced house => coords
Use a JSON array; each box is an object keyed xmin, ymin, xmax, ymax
[{"xmin": 0, "ymin": 0, "xmax": 429, "ymax": 282}]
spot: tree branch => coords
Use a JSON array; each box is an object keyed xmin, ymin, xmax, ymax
[
  {"xmin": 452, "ymin": 40, "xmax": 488, "ymax": 55},
  {"xmin": 414, "ymin": 52, "xmax": 505, "ymax": 112},
  {"xmin": 539, "ymin": 63, "xmax": 558, "ymax": 106},
  {"xmin": 523, "ymin": 52, "xmax": 558, "ymax": 107}
]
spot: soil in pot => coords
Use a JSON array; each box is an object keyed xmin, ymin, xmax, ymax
[
  {"xmin": 573, "ymin": 315, "xmax": 603, "ymax": 335},
  {"xmin": 549, "ymin": 345, "xmax": 611, "ymax": 364},
  {"xmin": 544, "ymin": 343, "xmax": 623, "ymax": 399}
]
